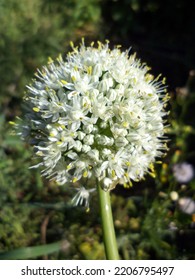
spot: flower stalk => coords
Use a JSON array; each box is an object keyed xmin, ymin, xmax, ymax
[{"xmin": 97, "ymin": 181, "xmax": 119, "ymax": 260}]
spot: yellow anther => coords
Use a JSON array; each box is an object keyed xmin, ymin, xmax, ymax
[
  {"xmin": 124, "ymin": 183, "xmax": 128, "ymax": 188},
  {"xmin": 83, "ymin": 171, "xmax": 88, "ymax": 178},
  {"xmin": 49, "ymin": 133, "xmax": 55, "ymax": 137},
  {"xmin": 163, "ymin": 93, "xmax": 170, "ymax": 102},
  {"xmin": 81, "ymin": 37, "xmax": 85, "ymax": 44},
  {"xmin": 97, "ymin": 41, "xmax": 102, "ymax": 49},
  {"xmin": 87, "ymin": 66, "xmax": 92, "ymax": 75},
  {"xmin": 48, "ymin": 57, "xmax": 54, "ymax": 64},
  {"xmin": 164, "ymin": 143, "xmax": 168, "ymax": 150},
  {"xmin": 145, "ymin": 74, "xmax": 154, "ymax": 82},
  {"xmin": 124, "ymin": 180, "xmax": 133, "ymax": 188},
  {"xmin": 149, "ymin": 163, "xmax": 154, "ymax": 172},
  {"xmin": 33, "ymin": 107, "xmax": 40, "ymax": 112},
  {"xmin": 162, "ymin": 77, "xmax": 166, "ymax": 84},
  {"xmin": 154, "ymin": 73, "xmax": 162, "ymax": 82},
  {"xmin": 112, "ymin": 170, "xmax": 116, "ymax": 178},
  {"xmin": 125, "ymin": 161, "xmax": 131, "ymax": 167},
  {"xmin": 70, "ymin": 41, "xmax": 74, "ymax": 49},
  {"xmin": 66, "ymin": 164, "xmax": 71, "ymax": 170},
  {"xmin": 129, "ymin": 180, "xmax": 133, "ymax": 187},
  {"xmin": 57, "ymin": 54, "xmax": 62, "ymax": 62},
  {"xmin": 71, "ymin": 76, "xmax": 76, "ymax": 82},
  {"xmin": 149, "ymin": 172, "xmax": 156, "ymax": 178},
  {"xmin": 61, "ymin": 80, "xmax": 68, "ymax": 85},
  {"xmin": 72, "ymin": 177, "xmax": 78, "ymax": 183},
  {"xmin": 122, "ymin": 121, "xmax": 129, "ymax": 128}
]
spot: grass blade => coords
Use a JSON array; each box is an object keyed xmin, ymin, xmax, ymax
[{"xmin": 0, "ymin": 240, "xmax": 68, "ymax": 260}]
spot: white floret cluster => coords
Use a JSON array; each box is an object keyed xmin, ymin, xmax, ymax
[
  {"xmin": 173, "ymin": 162, "xmax": 194, "ymax": 183},
  {"xmin": 18, "ymin": 41, "xmax": 169, "ymax": 191}
]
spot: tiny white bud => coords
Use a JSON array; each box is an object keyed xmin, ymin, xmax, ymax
[{"xmin": 170, "ymin": 191, "xmax": 179, "ymax": 201}]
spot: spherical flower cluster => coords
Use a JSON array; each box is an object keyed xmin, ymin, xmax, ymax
[{"xmin": 17, "ymin": 41, "xmax": 169, "ymax": 191}]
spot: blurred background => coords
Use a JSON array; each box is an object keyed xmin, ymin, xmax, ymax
[{"xmin": 0, "ymin": 0, "xmax": 195, "ymax": 260}]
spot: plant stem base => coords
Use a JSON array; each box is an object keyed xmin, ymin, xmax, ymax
[{"xmin": 98, "ymin": 182, "xmax": 119, "ymax": 260}]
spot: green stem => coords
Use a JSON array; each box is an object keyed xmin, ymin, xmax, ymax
[{"xmin": 97, "ymin": 181, "xmax": 119, "ymax": 260}]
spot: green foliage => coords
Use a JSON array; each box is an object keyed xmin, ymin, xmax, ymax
[
  {"xmin": 0, "ymin": 241, "xmax": 65, "ymax": 260},
  {"xmin": 0, "ymin": 0, "xmax": 100, "ymax": 104}
]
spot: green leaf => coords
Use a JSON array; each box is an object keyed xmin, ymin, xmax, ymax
[{"xmin": 0, "ymin": 241, "xmax": 66, "ymax": 260}]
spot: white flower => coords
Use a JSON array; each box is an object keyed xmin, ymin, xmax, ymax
[
  {"xmin": 173, "ymin": 162, "xmax": 194, "ymax": 183},
  {"xmin": 178, "ymin": 197, "xmax": 195, "ymax": 215},
  {"xmin": 17, "ymin": 40, "xmax": 169, "ymax": 195},
  {"xmin": 72, "ymin": 187, "xmax": 96, "ymax": 209}
]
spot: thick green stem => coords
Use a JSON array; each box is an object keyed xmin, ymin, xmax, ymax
[{"xmin": 97, "ymin": 181, "xmax": 119, "ymax": 260}]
